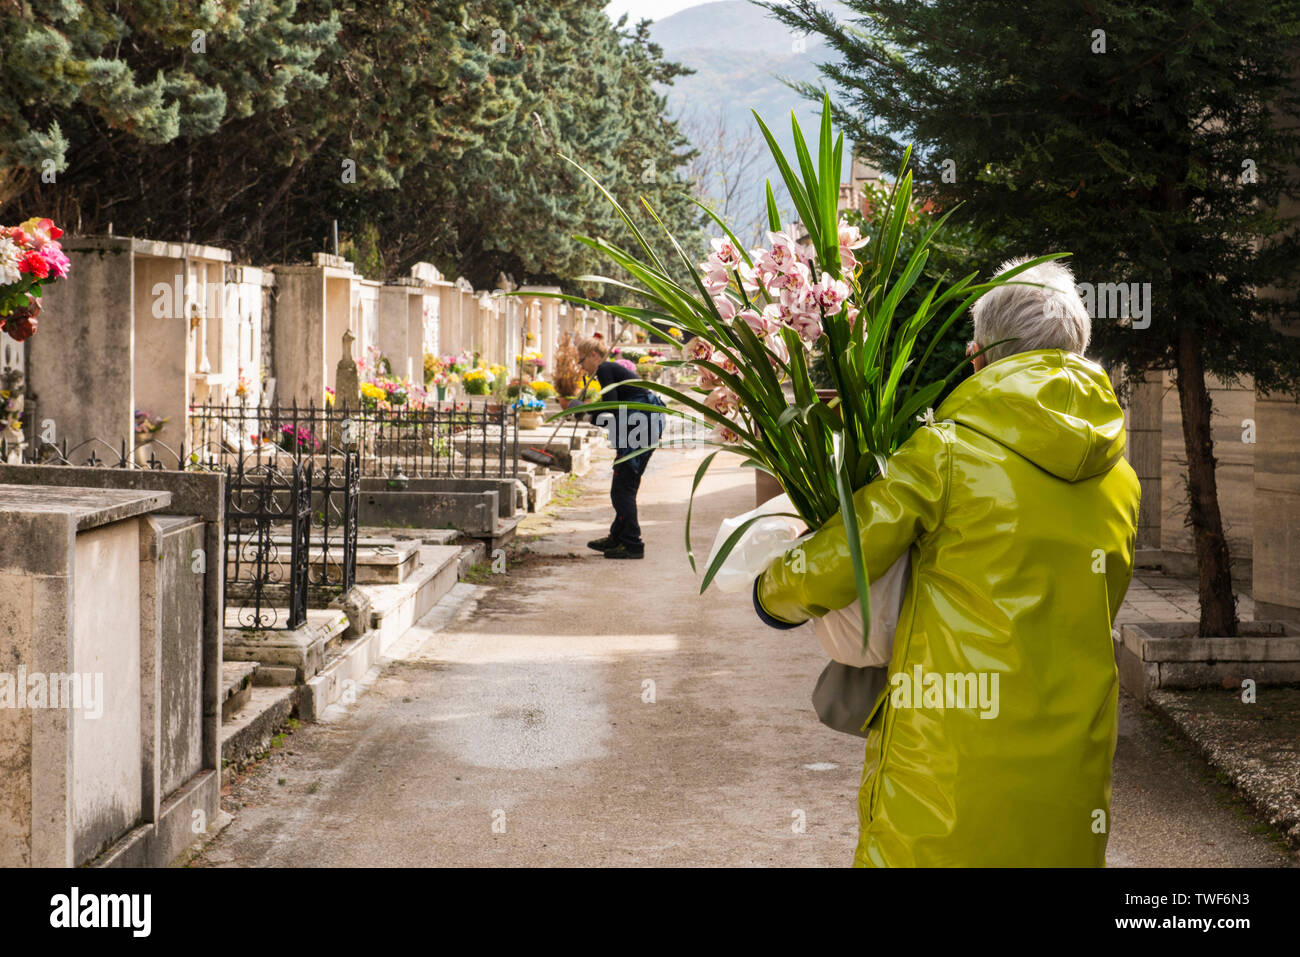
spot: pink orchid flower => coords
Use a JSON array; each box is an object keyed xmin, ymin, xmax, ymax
[
  {"xmin": 709, "ymin": 237, "xmax": 743, "ymax": 268},
  {"xmin": 766, "ymin": 230, "xmax": 801, "ymax": 269},
  {"xmin": 791, "ymin": 312, "xmax": 824, "ymax": 342},
  {"xmin": 705, "ymin": 386, "xmax": 739, "ymax": 415},
  {"xmin": 838, "ymin": 222, "xmax": 869, "ymax": 250},
  {"xmin": 768, "ymin": 259, "xmax": 810, "ymax": 293},
  {"xmin": 738, "ymin": 308, "xmax": 772, "ymax": 337},
  {"xmin": 701, "ymin": 261, "xmax": 730, "ymax": 295},
  {"xmin": 764, "ymin": 330, "xmax": 790, "ymax": 366},
  {"xmin": 685, "ymin": 337, "xmax": 713, "ymax": 362},
  {"xmin": 812, "ymin": 274, "xmax": 850, "ymax": 316}
]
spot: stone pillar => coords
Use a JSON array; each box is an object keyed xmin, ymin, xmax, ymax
[
  {"xmin": 527, "ymin": 298, "xmax": 541, "ymax": 350},
  {"xmin": 272, "ymin": 264, "xmax": 328, "ymax": 408},
  {"xmin": 1123, "ymin": 370, "xmax": 1163, "ymax": 553},
  {"xmin": 28, "ymin": 238, "xmax": 136, "ymax": 449},
  {"xmin": 1252, "ymin": 352, "xmax": 1300, "ymax": 622},
  {"xmin": 378, "ymin": 285, "xmax": 412, "ymax": 381},
  {"xmin": 0, "ymin": 485, "xmax": 166, "ymax": 865}
]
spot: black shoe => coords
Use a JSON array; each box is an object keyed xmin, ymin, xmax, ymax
[
  {"xmin": 587, "ymin": 536, "xmax": 616, "ymax": 552},
  {"xmin": 603, "ymin": 542, "xmax": 645, "ymax": 560}
]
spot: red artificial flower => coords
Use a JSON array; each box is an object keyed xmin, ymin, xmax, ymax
[{"xmin": 19, "ymin": 251, "xmax": 49, "ymax": 278}]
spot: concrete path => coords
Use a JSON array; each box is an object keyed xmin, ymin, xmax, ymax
[{"xmin": 195, "ymin": 446, "xmax": 1297, "ymax": 867}]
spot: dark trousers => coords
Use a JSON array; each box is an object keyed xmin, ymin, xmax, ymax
[{"xmin": 610, "ymin": 446, "xmax": 653, "ymax": 546}]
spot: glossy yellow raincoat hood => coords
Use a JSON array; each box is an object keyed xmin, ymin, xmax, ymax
[{"xmin": 759, "ymin": 349, "xmax": 1141, "ymax": 866}]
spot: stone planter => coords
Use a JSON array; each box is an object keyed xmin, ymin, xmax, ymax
[
  {"xmin": 755, "ymin": 470, "xmax": 784, "ymax": 508},
  {"xmin": 519, "ymin": 411, "xmax": 544, "ymax": 430},
  {"xmin": 1115, "ymin": 619, "xmax": 1300, "ymax": 704}
]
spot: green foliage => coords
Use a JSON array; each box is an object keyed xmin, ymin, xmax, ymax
[
  {"xmin": 339, "ymin": 221, "xmax": 385, "ymax": 279},
  {"xmin": 0, "ymin": 0, "xmax": 338, "ymax": 211},
  {"xmin": 812, "ymin": 182, "xmax": 994, "ymax": 395},
  {"xmin": 2, "ymin": 1, "xmax": 702, "ymax": 297},
  {"xmin": 762, "ymin": 0, "xmax": 1300, "ymax": 396}
]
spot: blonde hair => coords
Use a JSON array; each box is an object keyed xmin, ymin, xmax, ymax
[{"xmin": 578, "ymin": 337, "xmax": 609, "ymax": 360}]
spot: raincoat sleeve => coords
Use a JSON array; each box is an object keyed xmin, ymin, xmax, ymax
[{"xmin": 756, "ymin": 423, "xmax": 952, "ymax": 626}]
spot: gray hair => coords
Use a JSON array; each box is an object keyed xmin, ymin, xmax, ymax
[{"xmin": 971, "ymin": 256, "xmax": 1091, "ymax": 364}]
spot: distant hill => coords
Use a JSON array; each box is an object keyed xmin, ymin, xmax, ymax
[{"xmin": 646, "ymin": 1, "xmax": 850, "ymax": 245}]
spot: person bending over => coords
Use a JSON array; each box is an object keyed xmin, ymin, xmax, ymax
[{"xmin": 575, "ymin": 337, "xmax": 664, "ymax": 559}]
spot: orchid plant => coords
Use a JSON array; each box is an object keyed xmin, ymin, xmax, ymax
[{"xmin": 525, "ymin": 95, "xmax": 1064, "ymax": 639}]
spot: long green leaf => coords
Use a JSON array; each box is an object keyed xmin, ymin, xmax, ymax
[
  {"xmin": 831, "ymin": 431, "xmax": 871, "ymax": 646},
  {"xmin": 753, "ymin": 110, "xmax": 818, "ymax": 243},
  {"xmin": 685, "ymin": 450, "xmax": 720, "ymax": 571},
  {"xmin": 765, "ymin": 181, "xmax": 782, "ymax": 231}
]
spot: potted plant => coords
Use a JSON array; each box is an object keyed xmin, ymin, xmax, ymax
[
  {"xmin": 552, "ymin": 331, "xmax": 584, "ymax": 408},
  {"xmin": 487, "ymin": 369, "xmax": 509, "ymax": 413},
  {"xmin": 275, "ymin": 422, "xmax": 320, "ymax": 455},
  {"xmin": 514, "ymin": 395, "xmax": 546, "ymax": 429},
  {"xmin": 425, "ymin": 353, "xmax": 455, "ymax": 403},
  {"xmin": 518, "ymin": 349, "xmax": 545, "ymax": 378},
  {"xmin": 462, "ymin": 368, "xmax": 492, "ymax": 397},
  {"xmin": 133, "ymin": 409, "xmax": 169, "ymax": 466}
]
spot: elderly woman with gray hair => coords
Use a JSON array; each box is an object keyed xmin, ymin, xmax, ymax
[{"xmin": 755, "ymin": 256, "xmax": 1141, "ymax": 867}]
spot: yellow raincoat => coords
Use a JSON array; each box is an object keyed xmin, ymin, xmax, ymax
[{"xmin": 757, "ymin": 349, "xmax": 1140, "ymax": 866}]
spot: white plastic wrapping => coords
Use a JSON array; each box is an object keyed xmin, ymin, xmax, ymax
[
  {"xmin": 706, "ymin": 492, "xmax": 911, "ymax": 667},
  {"xmin": 705, "ymin": 492, "xmax": 809, "ymax": 594}
]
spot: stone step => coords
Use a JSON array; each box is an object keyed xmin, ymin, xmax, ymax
[
  {"xmin": 225, "ymin": 537, "xmax": 420, "ymax": 584},
  {"xmin": 252, "ymin": 664, "xmax": 298, "ymax": 687},
  {"xmin": 300, "ymin": 544, "xmax": 471, "ymax": 721},
  {"xmin": 451, "ymin": 459, "xmax": 548, "ymax": 510},
  {"xmin": 568, "ymin": 444, "xmax": 592, "ymax": 476},
  {"xmin": 358, "ymin": 526, "xmax": 459, "ymax": 546},
  {"xmin": 358, "ymin": 527, "xmax": 485, "ymax": 575},
  {"xmin": 220, "ymin": 685, "xmax": 298, "ymax": 768},
  {"xmin": 456, "ymin": 539, "xmax": 488, "ymax": 577},
  {"xmin": 223, "ymin": 607, "xmax": 352, "ymax": 682},
  {"xmin": 354, "ymin": 545, "xmax": 462, "ymax": 655},
  {"xmin": 480, "ymin": 514, "xmax": 520, "ymax": 551},
  {"xmin": 220, "ymin": 661, "xmax": 259, "ymax": 723}
]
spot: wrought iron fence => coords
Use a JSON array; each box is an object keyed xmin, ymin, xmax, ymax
[
  {"xmin": 186, "ymin": 399, "xmax": 519, "ymax": 480},
  {"xmin": 224, "ymin": 457, "xmax": 312, "ymax": 630},
  {"xmin": 1, "ymin": 426, "xmax": 363, "ymax": 629},
  {"xmin": 308, "ymin": 448, "xmax": 359, "ymax": 596},
  {"xmin": 1, "ymin": 433, "xmax": 223, "ymax": 471}
]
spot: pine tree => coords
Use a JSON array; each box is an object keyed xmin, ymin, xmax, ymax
[
  {"xmin": 3, "ymin": 1, "xmax": 701, "ymax": 297},
  {"xmin": 0, "ymin": 0, "xmax": 338, "ymax": 214},
  {"xmin": 765, "ymin": 0, "xmax": 1300, "ymax": 636}
]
